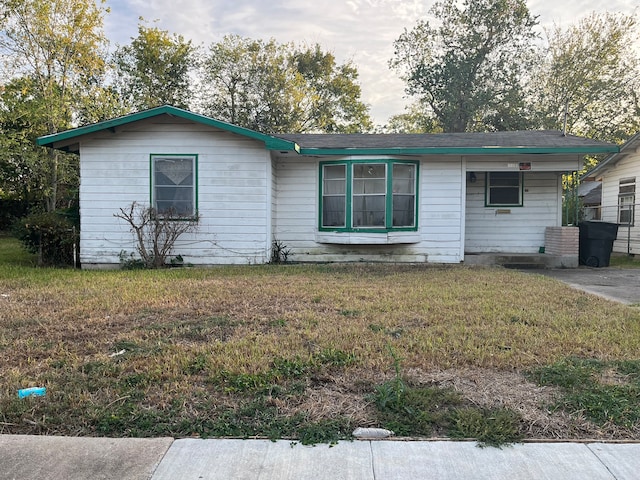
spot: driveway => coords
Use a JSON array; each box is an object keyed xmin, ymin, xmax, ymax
[{"xmin": 528, "ymin": 267, "xmax": 640, "ymax": 305}]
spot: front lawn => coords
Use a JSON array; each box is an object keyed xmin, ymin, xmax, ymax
[{"xmin": 1, "ymin": 237, "xmax": 639, "ymax": 444}]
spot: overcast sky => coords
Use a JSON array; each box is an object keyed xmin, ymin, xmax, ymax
[{"xmin": 103, "ymin": 0, "xmax": 639, "ymax": 126}]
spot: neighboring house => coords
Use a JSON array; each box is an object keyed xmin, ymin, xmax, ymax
[
  {"xmin": 577, "ymin": 181, "xmax": 602, "ymax": 220},
  {"xmin": 37, "ymin": 106, "xmax": 618, "ymax": 268},
  {"xmin": 585, "ymin": 132, "xmax": 640, "ymax": 255}
]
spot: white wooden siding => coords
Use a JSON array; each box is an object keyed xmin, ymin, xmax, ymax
[
  {"xmin": 419, "ymin": 159, "xmax": 464, "ymax": 262},
  {"xmin": 465, "ymin": 171, "xmax": 562, "ymax": 253},
  {"xmin": 273, "ymin": 157, "xmax": 464, "ymax": 263},
  {"xmin": 462, "ymin": 155, "xmax": 580, "ymax": 172},
  {"xmin": 270, "ymin": 157, "xmax": 279, "ymax": 261},
  {"xmin": 598, "ymin": 152, "xmax": 640, "ymax": 254},
  {"xmin": 79, "ymin": 118, "xmax": 574, "ymax": 266},
  {"xmin": 79, "ymin": 119, "xmax": 272, "ymax": 267}
]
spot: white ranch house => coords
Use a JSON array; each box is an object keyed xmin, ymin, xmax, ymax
[
  {"xmin": 37, "ymin": 106, "xmax": 618, "ymax": 268},
  {"xmin": 585, "ymin": 132, "xmax": 640, "ymax": 256}
]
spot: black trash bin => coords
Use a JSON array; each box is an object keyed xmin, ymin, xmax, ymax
[{"xmin": 578, "ymin": 221, "xmax": 619, "ymax": 267}]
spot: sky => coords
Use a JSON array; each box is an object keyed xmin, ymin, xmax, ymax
[{"xmin": 103, "ymin": 0, "xmax": 639, "ymax": 126}]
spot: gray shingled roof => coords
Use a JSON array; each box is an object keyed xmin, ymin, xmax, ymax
[
  {"xmin": 276, "ymin": 130, "xmax": 614, "ymax": 150},
  {"xmin": 37, "ymin": 105, "xmax": 619, "ymax": 156}
]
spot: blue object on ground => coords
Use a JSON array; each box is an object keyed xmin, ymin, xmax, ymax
[{"xmin": 18, "ymin": 387, "xmax": 46, "ymax": 398}]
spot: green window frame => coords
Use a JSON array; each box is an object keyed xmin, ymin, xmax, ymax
[
  {"xmin": 319, "ymin": 160, "xmax": 419, "ymax": 232},
  {"xmin": 150, "ymin": 154, "xmax": 198, "ymax": 217},
  {"xmin": 485, "ymin": 172, "xmax": 523, "ymax": 207}
]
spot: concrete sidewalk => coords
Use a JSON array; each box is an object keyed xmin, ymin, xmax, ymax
[{"xmin": 2, "ymin": 436, "xmax": 640, "ymax": 480}]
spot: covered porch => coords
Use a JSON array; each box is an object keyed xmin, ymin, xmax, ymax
[{"xmin": 462, "ymin": 160, "xmax": 580, "ymax": 268}]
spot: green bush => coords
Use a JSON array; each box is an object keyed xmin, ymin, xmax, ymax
[{"xmin": 13, "ymin": 211, "xmax": 78, "ymax": 266}]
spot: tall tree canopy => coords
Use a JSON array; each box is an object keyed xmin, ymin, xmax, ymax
[
  {"xmin": 390, "ymin": 0, "xmax": 538, "ymax": 133},
  {"xmin": 0, "ymin": 78, "xmax": 49, "ymax": 205},
  {"xmin": 113, "ymin": 24, "xmax": 196, "ymax": 111},
  {"xmin": 530, "ymin": 12, "xmax": 640, "ymax": 144},
  {"xmin": 0, "ymin": 0, "xmax": 110, "ymax": 210},
  {"xmin": 199, "ymin": 35, "xmax": 372, "ymax": 133}
]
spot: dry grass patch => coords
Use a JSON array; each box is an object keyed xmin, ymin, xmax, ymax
[{"xmin": 1, "ymin": 238, "xmax": 640, "ymax": 442}]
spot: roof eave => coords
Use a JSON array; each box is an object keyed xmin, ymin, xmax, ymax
[
  {"xmin": 297, "ymin": 146, "xmax": 619, "ymax": 156},
  {"xmin": 36, "ymin": 105, "xmax": 299, "ymax": 152}
]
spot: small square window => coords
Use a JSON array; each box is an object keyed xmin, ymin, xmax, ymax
[{"xmin": 486, "ymin": 172, "xmax": 523, "ymax": 207}]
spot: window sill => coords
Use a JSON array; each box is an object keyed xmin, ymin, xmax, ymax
[{"xmin": 316, "ymin": 231, "xmax": 421, "ymax": 245}]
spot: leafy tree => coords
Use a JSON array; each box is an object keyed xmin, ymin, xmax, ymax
[
  {"xmin": 383, "ymin": 102, "xmax": 442, "ymax": 133},
  {"xmin": 199, "ymin": 36, "xmax": 286, "ymax": 131},
  {"xmin": 199, "ymin": 35, "xmax": 372, "ymax": 133},
  {"xmin": 0, "ymin": 78, "xmax": 52, "ymax": 206},
  {"xmin": 291, "ymin": 44, "xmax": 372, "ymax": 133},
  {"xmin": 390, "ymin": 0, "xmax": 538, "ymax": 133},
  {"xmin": 113, "ymin": 24, "xmax": 196, "ymax": 111},
  {"xmin": 530, "ymin": 12, "xmax": 640, "ymax": 144},
  {"xmin": 0, "ymin": 0, "xmax": 110, "ymax": 211}
]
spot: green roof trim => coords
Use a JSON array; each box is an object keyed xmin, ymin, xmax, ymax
[
  {"xmin": 37, "ymin": 106, "xmax": 619, "ymax": 157},
  {"xmin": 298, "ymin": 146, "xmax": 618, "ymax": 156},
  {"xmin": 277, "ymin": 130, "xmax": 619, "ymax": 156},
  {"xmin": 36, "ymin": 105, "xmax": 299, "ymax": 152}
]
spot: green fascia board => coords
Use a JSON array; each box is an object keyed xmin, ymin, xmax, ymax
[
  {"xmin": 36, "ymin": 105, "xmax": 299, "ymax": 152},
  {"xmin": 299, "ymin": 146, "xmax": 619, "ymax": 156}
]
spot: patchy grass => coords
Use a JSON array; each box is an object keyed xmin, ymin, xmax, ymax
[
  {"xmin": 2, "ymin": 238, "xmax": 640, "ymax": 443},
  {"xmin": 368, "ymin": 349, "xmax": 523, "ymax": 447},
  {"xmin": 609, "ymin": 253, "xmax": 640, "ymax": 268},
  {"xmin": 527, "ymin": 358, "xmax": 640, "ymax": 429}
]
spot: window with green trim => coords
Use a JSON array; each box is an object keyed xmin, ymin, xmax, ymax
[
  {"xmin": 320, "ymin": 160, "xmax": 418, "ymax": 231},
  {"xmin": 486, "ymin": 172, "xmax": 523, "ymax": 207},
  {"xmin": 151, "ymin": 154, "xmax": 197, "ymax": 216}
]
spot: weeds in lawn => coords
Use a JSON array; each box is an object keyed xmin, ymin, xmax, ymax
[
  {"xmin": 370, "ymin": 346, "xmax": 523, "ymax": 446},
  {"xmin": 216, "ymin": 349, "xmax": 356, "ymax": 394},
  {"xmin": 2, "ymin": 237, "xmax": 640, "ymax": 442},
  {"xmin": 450, "ymin": 408, "xmax": 523, "ymax": 448},
  {"xmin": 296, "ymin": 419, "xmax": 353, "ymax": 446},
  {"xmin": 527, "ymin": 358, "xmax": 640, "ymax": 428},
  {"xmin": 370, "ymin": 376, "xmax": 523, "ymax": 446}
]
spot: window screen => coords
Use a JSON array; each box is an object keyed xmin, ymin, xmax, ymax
[
  {"xmin": 319, "ymin": 160, "xmax": 418, "ymax": 231},
  {"xmin": 152, "ymin": 155, "xmax": 196, "ymax": 216},
  {"xmin": 486, "ymin": 172, "xmax": 522, "ymax": 206},
  {"xmin": 322, "ymin": 164, "xmax": 347, "ymax": 227}
]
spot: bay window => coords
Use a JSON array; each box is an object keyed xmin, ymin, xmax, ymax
[{"xmin": 320, "ymin": 160, "xmax": 418, "ymax": 232}]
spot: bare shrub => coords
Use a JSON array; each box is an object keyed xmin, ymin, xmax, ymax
[{"xmin": 114, "ymin": 202, "xmax": 198, "ymax": 268}]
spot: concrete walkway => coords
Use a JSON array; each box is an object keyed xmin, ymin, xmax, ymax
[
  {"xmin": 526, "ymin": 267, "xmax": 640, "ymax": 305},
  {"xmin": 2, "ymin": 436, "xmax": 640, "ymax": 480}
]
